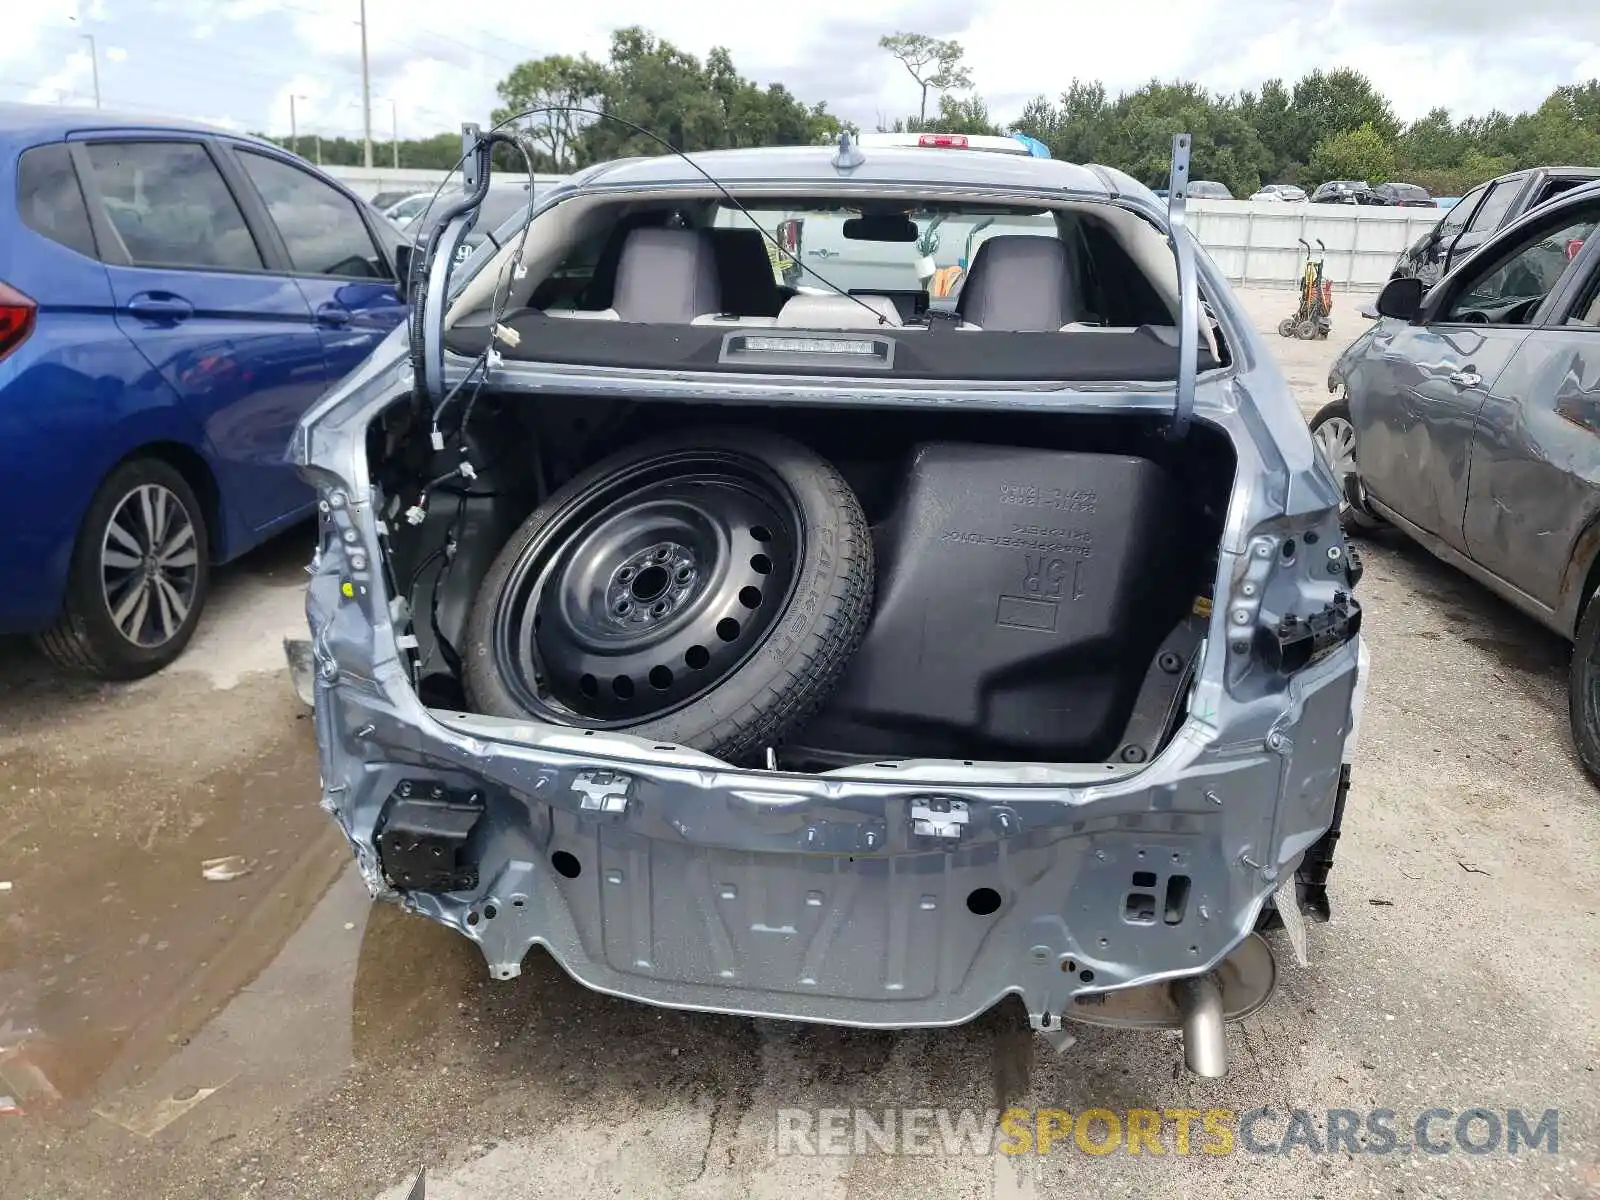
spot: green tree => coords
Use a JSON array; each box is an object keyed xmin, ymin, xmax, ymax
[
  {"xmin": 1290, "ymin": 68, "xmax": 1398, "ymax": 163},
  {"xmin": 1237, "ymin": 78, "xmax": 1297, "ymax": 181},
  {"xmin": 1011, "ymin": 80, "xmax": 1111, "ymax": 163},
  {"xmin": 1307, "ymin": 122, "xmax": 1397, "ymax": 185},
  {"xmin": 878, "ymin": 32, "xmax": 972, "ymax": 123},
  {"xmin": 493, "ymin": 54, "xmax": 607, "ymax": 168},
  {"xmin": 1099, "ymin": 80, "xmax": 1272, "ymax": 196}
]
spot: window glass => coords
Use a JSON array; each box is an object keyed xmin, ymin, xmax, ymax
[
  {"xmin": 84, "ymin": 141, "xmax": 261, "ymax": 271},
  {"xmin": 17, "ymin": 143, "xmax": 98, "ymax": 257},
  {"xmin": 1439, "ymin": 185, "xmax": 1486, "ymax": 236},
  {"xmin": 1445, "ymin": 209, "xmax": 1598, "ymax": 323},
  {"xmin": 1464, "ymin": 181, "xmax": 1519, "ymax": 236},
  {"xmin": 237, "ymin": 151, "xmax": 388, "ymax": 279}
]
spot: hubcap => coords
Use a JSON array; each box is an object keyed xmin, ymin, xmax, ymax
[
  {"xmin": 1313, "ymin": 415, "xmax": 1357, "ymax": 510},
  {"xmin": 100, "ymin": 483, "xmax": 199, "ymax": 648},
  {"xmin": 493, "ymin": 450, "xmax": 801, "ymax": 725}
]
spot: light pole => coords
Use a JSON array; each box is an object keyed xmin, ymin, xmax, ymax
[
  {"xmin": 82, "ymin": 34, "xmax": 101, "ymax": 108},
  {"xmin": 386, "ymin": 99, "xmax": 398, "ymax": 170},
  {"xmin": 289, "ymin": 95, "xmax": 313, "ymax": 159},
  {"xmin": 358, "ymin": 0, "xmax": 373, "ymax": 168}
]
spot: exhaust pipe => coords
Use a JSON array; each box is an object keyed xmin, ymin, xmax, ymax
[{"xmin": 1171, "ymin": 972, "xmax": 1227, "ymax": 1077}]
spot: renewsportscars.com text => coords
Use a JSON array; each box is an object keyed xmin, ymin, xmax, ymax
[{"xmin": 775, "ymin": 1106, "xmax": 1560, "ymax": 1157}]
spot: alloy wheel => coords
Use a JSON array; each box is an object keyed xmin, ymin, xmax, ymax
[{"xmin": 99, "ymin": 482, "xmax": 201, "ymax": 648}]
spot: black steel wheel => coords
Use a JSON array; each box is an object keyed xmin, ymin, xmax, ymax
[
  {"xmin": 1568, "ymin": 591, "xmax": 1600, "ymax": 786},
  {"xmin": 463, "ymin": 428, "xmax": 874, "ymax": 762}
]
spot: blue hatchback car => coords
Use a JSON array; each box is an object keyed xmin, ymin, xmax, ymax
[{"xmin": 0, "ymin": 104, "xmax": 408, "ymax": 678}]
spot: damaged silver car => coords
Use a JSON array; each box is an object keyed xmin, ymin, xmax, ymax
[{"xmin": 288, "ymin": 127, "xmax": 1367, "ymax": 1077}]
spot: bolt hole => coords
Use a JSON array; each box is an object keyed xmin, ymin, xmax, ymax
[
  {"xmin": 615, "ymin": 599, "xmax": 632, "ymax": 615},
  {"xmin": 685, "ymin": 645, "xmax": 710, "ymax": 670},
  {"xmin": 579, "ymin": 674, "xmax": 598, "ymax": 697},
  {"xmin": 1061, "ymin": 959, "xmax": 1077, "ymax": 973},
  {"xmin": 484, "ymin": 904, "xmax": 497, "ymax": 920},
  {"xmin": 750, "ymin": 553, "xmax": 772, "ymax": 574},
  {"xmin": 512, "ymin": 898, "xmax": 525, "ymax": 908},
  {"xmin": 966, "ymin": 887, "xmax": 1002, "ymax": 916},
  {"xmin": 750, "ymin": 525, "xmax": 772, "ymax": 542},
  {"xmin": 466, "ymin": 911, "xmax": 480, "ymax": 926},
  {"xmin": 716, "ymin": 617, "xmax": 740, "ymax": 642},
  {"xmin": 739, "ymin": 586, "xmax": 762, "ymax": 609},
  {"xmin": 1282, "ymin": 538, "xmax": 1297, "ymax": 561},
  {"xmin": 551, "ymin": 851, "xmax": 581, "ymax": 879},
  {"xmin": 1305, "ymin": 530, "xmax": 1320, "ymax": 545},
  {"xmin": 618, "ymin": 567, "xmax": 634, "ymax": 582},
  {"xmin": 675, "ymin": 565, "xmax": 692, "ymax": 582},
  {"xmin": 649, "ymin": 665, "xmax": 673, "ymax": 691},
  {"xmin": 630, "ymin": 564, "xmax": 670, "ymax": 602},
  {"xmin": 612, "ymin": 675, "xmax": 635, "ymax": 700},
  {"xmin": 651, "ymin": 601, "xmax": 668, "ymax": 616},
  {"xmin": 1079, "ymin": 969, "xmax": 1095, "ymax": 983},
  {"xmin": 653, "ymin": 548, "xmax": 670, "ymax": 562}
]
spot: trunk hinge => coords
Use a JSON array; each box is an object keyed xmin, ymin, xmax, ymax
[
  {"xmin": 1165, "ymin": 132, "xmax": 1197, "ymax": 441},
  {"xmin": 414, "ymin": 123, "xmax": 492, "ymax": 410}
]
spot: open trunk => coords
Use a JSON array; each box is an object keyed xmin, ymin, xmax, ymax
[{"xmin": 367, "ymin": 392, "xmax": 1236, "ymax": 772}]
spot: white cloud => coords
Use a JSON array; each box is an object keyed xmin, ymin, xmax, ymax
[{"xmin": 3, "ymin": 0, "xmax": 1599, "ymax": 145}]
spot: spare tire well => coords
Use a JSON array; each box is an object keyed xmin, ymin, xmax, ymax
[{"xmin": 366, "ymin": 395, "xmax": 1236, "ymax": 769}]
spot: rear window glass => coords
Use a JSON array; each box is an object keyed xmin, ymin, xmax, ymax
[
  {"xmin": 722, "ymin": 205, "xmax": 1058, "ymax": 300},
  {"xmin": 1465, "ymin": 181, "xmax": 1519, "ymax": 235},
  {"xmin": 17, "ymin": 143, "xmax": 98, "ymax": 258},
  {"xmin": 84, "ymin": 140, "xmax": 262, "ymax": 272}
]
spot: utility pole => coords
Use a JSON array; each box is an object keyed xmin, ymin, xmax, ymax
[
  {"xmin": 358, "ymin": 0, "xmax": 373, "ymax": 168},
  {"xmin": 388, "ymin": 100, "xmax": 399, "ymax": 169},
  {"xmin": 289, "ymin": 94, "xmax": 298, "ymax": 157},
  {"xmin": 82, "ymin": 34, "xmax": 101, "ymax": 108}
]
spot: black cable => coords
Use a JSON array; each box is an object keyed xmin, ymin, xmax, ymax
[
  {"xmin": 420, "ymin": 105, "xmax": 890, "ymax": 330},
  {"xmin": 427, "ymin": 495, "xmax": 468, "ymax": 678}
]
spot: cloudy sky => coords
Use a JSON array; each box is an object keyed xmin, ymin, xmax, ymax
[{"xmin": 4, "ymin": 0, "xmax": 1600, "ymax": 145}]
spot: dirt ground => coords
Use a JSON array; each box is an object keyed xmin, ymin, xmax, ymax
[{"xmin": 1, "ymin": 288, "xmax": 1597, "ymax": 1200}]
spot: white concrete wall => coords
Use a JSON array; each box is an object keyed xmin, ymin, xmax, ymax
[
  {"xmin": 324, "ymin": 167, "xmax": 1441, "ymax": 290},
  {"xmin": 1185, "ymin": 198, "xmax": 1440, "ymax": 288}
]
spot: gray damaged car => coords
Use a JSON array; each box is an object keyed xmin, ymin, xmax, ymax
[{"xmin": 288, "ymin": 128, "xmax": 1368, "ymax": 1077}]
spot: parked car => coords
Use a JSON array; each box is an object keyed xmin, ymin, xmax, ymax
[
  {"xmin": 288, "ymin": 130, "xmax": 1367, "ymax": 1078},
  {"xmin": 1250, "ymin": 184, "xmax": 1307, "ymax": 203},
  {"xmin": 1185, "ymin": 179, "xmax": 1232, "ymax": 199},
  {"xmin": 371, "ymin": 188, "xmax": 424, "ymax": 211},
  {"xmin": 1389, "ymin": 165, "xmax": 1600, "ymax": 288},
  {"xmin": 1309, "ymin": 180, "xmax": 1379, "ymax": 204},
  {"xmin": 404, "ymin": 176, "xmax": 568, "ymax": 263},
  {"xmin": 382, "ymin": 191, "xmax": 436, "ymax": 227},
  {"xmin": 1370, "ymin": 182, "xmax": 1435, "ymax": 208},
  {"xmin": 0, "ymin": 103, "xmax": 409, "ymax": 677},
  {"xmin": 1318, "ymin": 179, "xmax": 1600, "ymax": 777}
]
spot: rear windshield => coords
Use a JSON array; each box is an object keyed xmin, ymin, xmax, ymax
[{"xmin": 716, "ymin": 204, "xmax": 1058, "ymax": 302}]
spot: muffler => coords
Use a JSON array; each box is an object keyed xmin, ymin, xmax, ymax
[{"xmin": 1060, "ymin": 932, "xmax": 1277, "ymax": 1078}]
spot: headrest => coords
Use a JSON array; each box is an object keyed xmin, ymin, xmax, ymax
[
  {"xmin": 612, "ymin": 228, "xmax": 722, "ymax": 323},
  {"xmin": 955, "ymin": 235, "xmax": 1078, "ymax": 331},
  {"xmin": 711, "ymin": 228, "xmax": 786, "ymax": 317},
  {"xmin": 774, "ymin": 293, "xmax": 902, "ymax": 329}
]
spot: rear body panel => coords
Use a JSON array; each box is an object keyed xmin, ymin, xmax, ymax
[{"xmin": 292, "ymin": 146, "xmax": 1365, "ymax": 1038}]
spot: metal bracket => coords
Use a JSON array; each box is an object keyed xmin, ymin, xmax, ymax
[
  {"xmin": 1165, "ymin": 132, "xmax": 1198, "ymax": 441},
  {"xmin": 909, "ymin": 797, "xmax": 969, "ymax": 840},
  {"xmin": 419, "ymin": 123, "xmax": 488, "ymax": 406},
  {"xmin": 572, "ymin": 770, "xmax": 632, "ymax": 814}
]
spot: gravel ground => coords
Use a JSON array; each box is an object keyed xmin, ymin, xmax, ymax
[{"xmin": 1, "ymin": 286, "xmax": 1596, "ymax": 1200}]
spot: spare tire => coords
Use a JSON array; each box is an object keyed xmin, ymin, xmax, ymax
[{"xmin": 462, "ymin": 428, "xmax": 874, "ymax": 763}]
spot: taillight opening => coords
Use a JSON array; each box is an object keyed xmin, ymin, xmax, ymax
[{"xmin": 0, "ymin": 282, "xmax": 37, "ymax": 361}]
